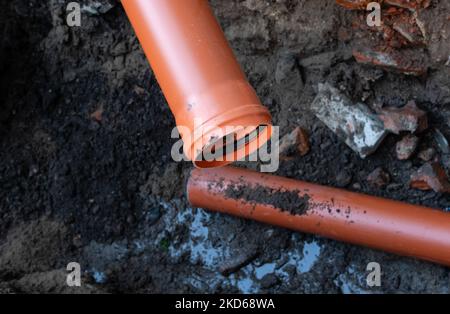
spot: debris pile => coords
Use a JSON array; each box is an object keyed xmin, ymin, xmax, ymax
[
  {"xmin": 309, "ymin": 81, "xmax": 450, "ymax": 194},
  {"xmin": 336, "ymin": 0, "xmax": 431, "ymax": 75}
]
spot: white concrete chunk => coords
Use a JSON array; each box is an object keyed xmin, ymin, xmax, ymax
[{"xmin": 311, "ymin": 83, "xmax": 387, "ymax": 158}]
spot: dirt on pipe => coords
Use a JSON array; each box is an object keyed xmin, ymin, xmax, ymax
[{"xmin": 224, "ymin": 182, "xmax": 311, "ymax": 216}]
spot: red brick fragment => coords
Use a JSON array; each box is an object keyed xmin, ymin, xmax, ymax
[
  {"xmin": 279, "ymin": 127, "xmax": 310, "ymax": 159},
  {"xmin": 410, "ymin": 162, "xmax": 450, "ymax": 193},
  {"xmin": 335, "ymin": 0, "xmax": 377, "ymax": 10},
  {"xmin": 392, "ymin": 13, "xmax": 426, "ymax": 45},
  {"xmin": 378, "ymin": 101, "xmax": 428, "ymax": 134},
  {"xmin": 385, "ymin": 0, "xmax": 431, "ymax": 11},
  {"xmin": 353, "ymin": 48, "xmax": 427, "ymax": 76}
]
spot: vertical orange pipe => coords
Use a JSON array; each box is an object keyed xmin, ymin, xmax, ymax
[
  {"xmin": 122, "ymin": 0, "xmax": 272, "ymax": 167},
  {"xmin": 187, "ymin": 167, "xmax": 450, "ymax": 267}
]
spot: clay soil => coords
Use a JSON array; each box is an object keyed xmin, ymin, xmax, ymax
[{"xmin": 0, "ymin": 0, "xmax": 449, "ymax": 293}]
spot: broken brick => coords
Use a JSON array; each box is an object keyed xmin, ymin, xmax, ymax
[
  {"xmin": 335, "ymin": 0, "xmax": 376, "ymax": 10},
  {"xmin": 353, "ymin": 48, "xmax": 428, "ymax": 76},
  {"xmin": 378, "ymin": 100, "xmax": 428, "ymax": 134},
  {"xmin": 392, "ymin": 13, "xmax": 426, "ymax": 45},
  {"xmin": 367, "ymin": 167, "xmax": 391, "ymax": 188},
  {"xmin": 373, "ymin": 9, "xmax": 424, "ymax": 49},
  {"xmin": 410, "ymin": 162, "xmax": 450, "ymax": 193},
  {"xmin": 385, "ymin": 0, "xmax": 431, "ymax": 11},
  {"xmin": 396, "ymin": 134, "xmax": 419, "ymax": 160},
  {"xmin": 279, "ymin": 127, "xmax": 310, "ymax": 159}
]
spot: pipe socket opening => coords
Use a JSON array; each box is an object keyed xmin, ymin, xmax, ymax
[{"xmin": 194, "ymin": 125, "xmax": 271, "ymax": 168}]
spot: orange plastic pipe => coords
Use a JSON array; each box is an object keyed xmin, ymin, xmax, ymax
[
  {"xmin": 187, "ymin": 167, "xmax": 450, "ymax": 267},
  {"xmin": 122, "ymin": 0, "xmax": 272, "ymax": 168}
]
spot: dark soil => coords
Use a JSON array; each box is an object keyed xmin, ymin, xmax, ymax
[
  {"xmin": 224, "ymin": 182, "xmax": 311, "ymax": 216},
  {"xmin": 1, "ymin": 0, "xmax": 450, "ymax": 293}
]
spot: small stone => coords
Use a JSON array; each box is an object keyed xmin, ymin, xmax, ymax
[
  {"xmin": 92, "ymin": 205, "xmax": 100, "ymax": 214},
  {"xmin": 72, "ymin": 235, "xmax": 83, "ymax": 248},
  {"xmin": 133, "ymin": 85, "xmax": 146, "ymax": 95},
  {"xmin": 387, "ymin": 183, "xmax": 403, "ymax": 191},
  {"xmin": 111, "ymin": 42, "xmax": 127, "ymax": 56},
  {"xmin": 29, "ymin": 165, "xmax": 39, "ymax": 177},
  {"xmin": 434, "ymin": 129, "xmax": 450, "ymax": 154},
  {"xmin": 219, "ymin": 251, "xmax": 259, "ymax": 276},
  {"xmin": 410, "ymin": 162, "xmax": 450, "ymax": 193},
  {"xmin": 90, "ymin": 107, "xmax": 103, "ymax": 122},
  {"xmin": 120, "ymin": 201, "xmax": 130, "ymax": 210},
  {"xmin": 396, "ymin": 134, "xmax": 419, "ymax": 160},
  {"xmin": 336, "ymin": 170, "xmax": 353, "ymax": 187},
  {"xmin": 367, "ymin": 167, "xmax": 391, "ymax": 188},
  {"xmin": 378, "ymin": 101, "xmax": 428, "ymax": 134},
  {"xmin": 275, "ymin": 55, "xmax": 297, "ymax": 85},
  {"xmin": 147, "ymin": 207, "xmax": 161, "ymax": 226},
  {"xmin": 417, "ymin": 148, "xmax": 435, "ymax": 162},
  {"xmin": 260, "ymin": 273, "xmax": 279, "ymax": 289},
  {"xmin": 279, "ymin": 127, "xmax": 310, "ymax": 159},
  {"xmin": 126, "ymin": 215, "xmax": 135, "ymax": 224},
  {"xmin": 441, "ymin": 155, "xmax": 450, "ymax": 172},
  {"xmin": 81, "ymin": 1, "xmax": 115, "ymax": 15}
]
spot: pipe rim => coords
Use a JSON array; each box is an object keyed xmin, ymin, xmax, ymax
[{"xmin": 185, "ymin": 105, "xmax": 273, "ymax": 168}]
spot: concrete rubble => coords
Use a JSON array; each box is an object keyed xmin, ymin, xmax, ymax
[{"xmin": 311, "ymin": 83, "xmax": 388, "ymax": 158}]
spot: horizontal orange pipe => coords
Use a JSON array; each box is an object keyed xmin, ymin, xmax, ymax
[
  {"xmin": 187, "ymin": 167, "xmax": 450, "ymax": 267},
  {"xmin": 122, "ymin": 0, "xmax": 272, "ymax": 168}
]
